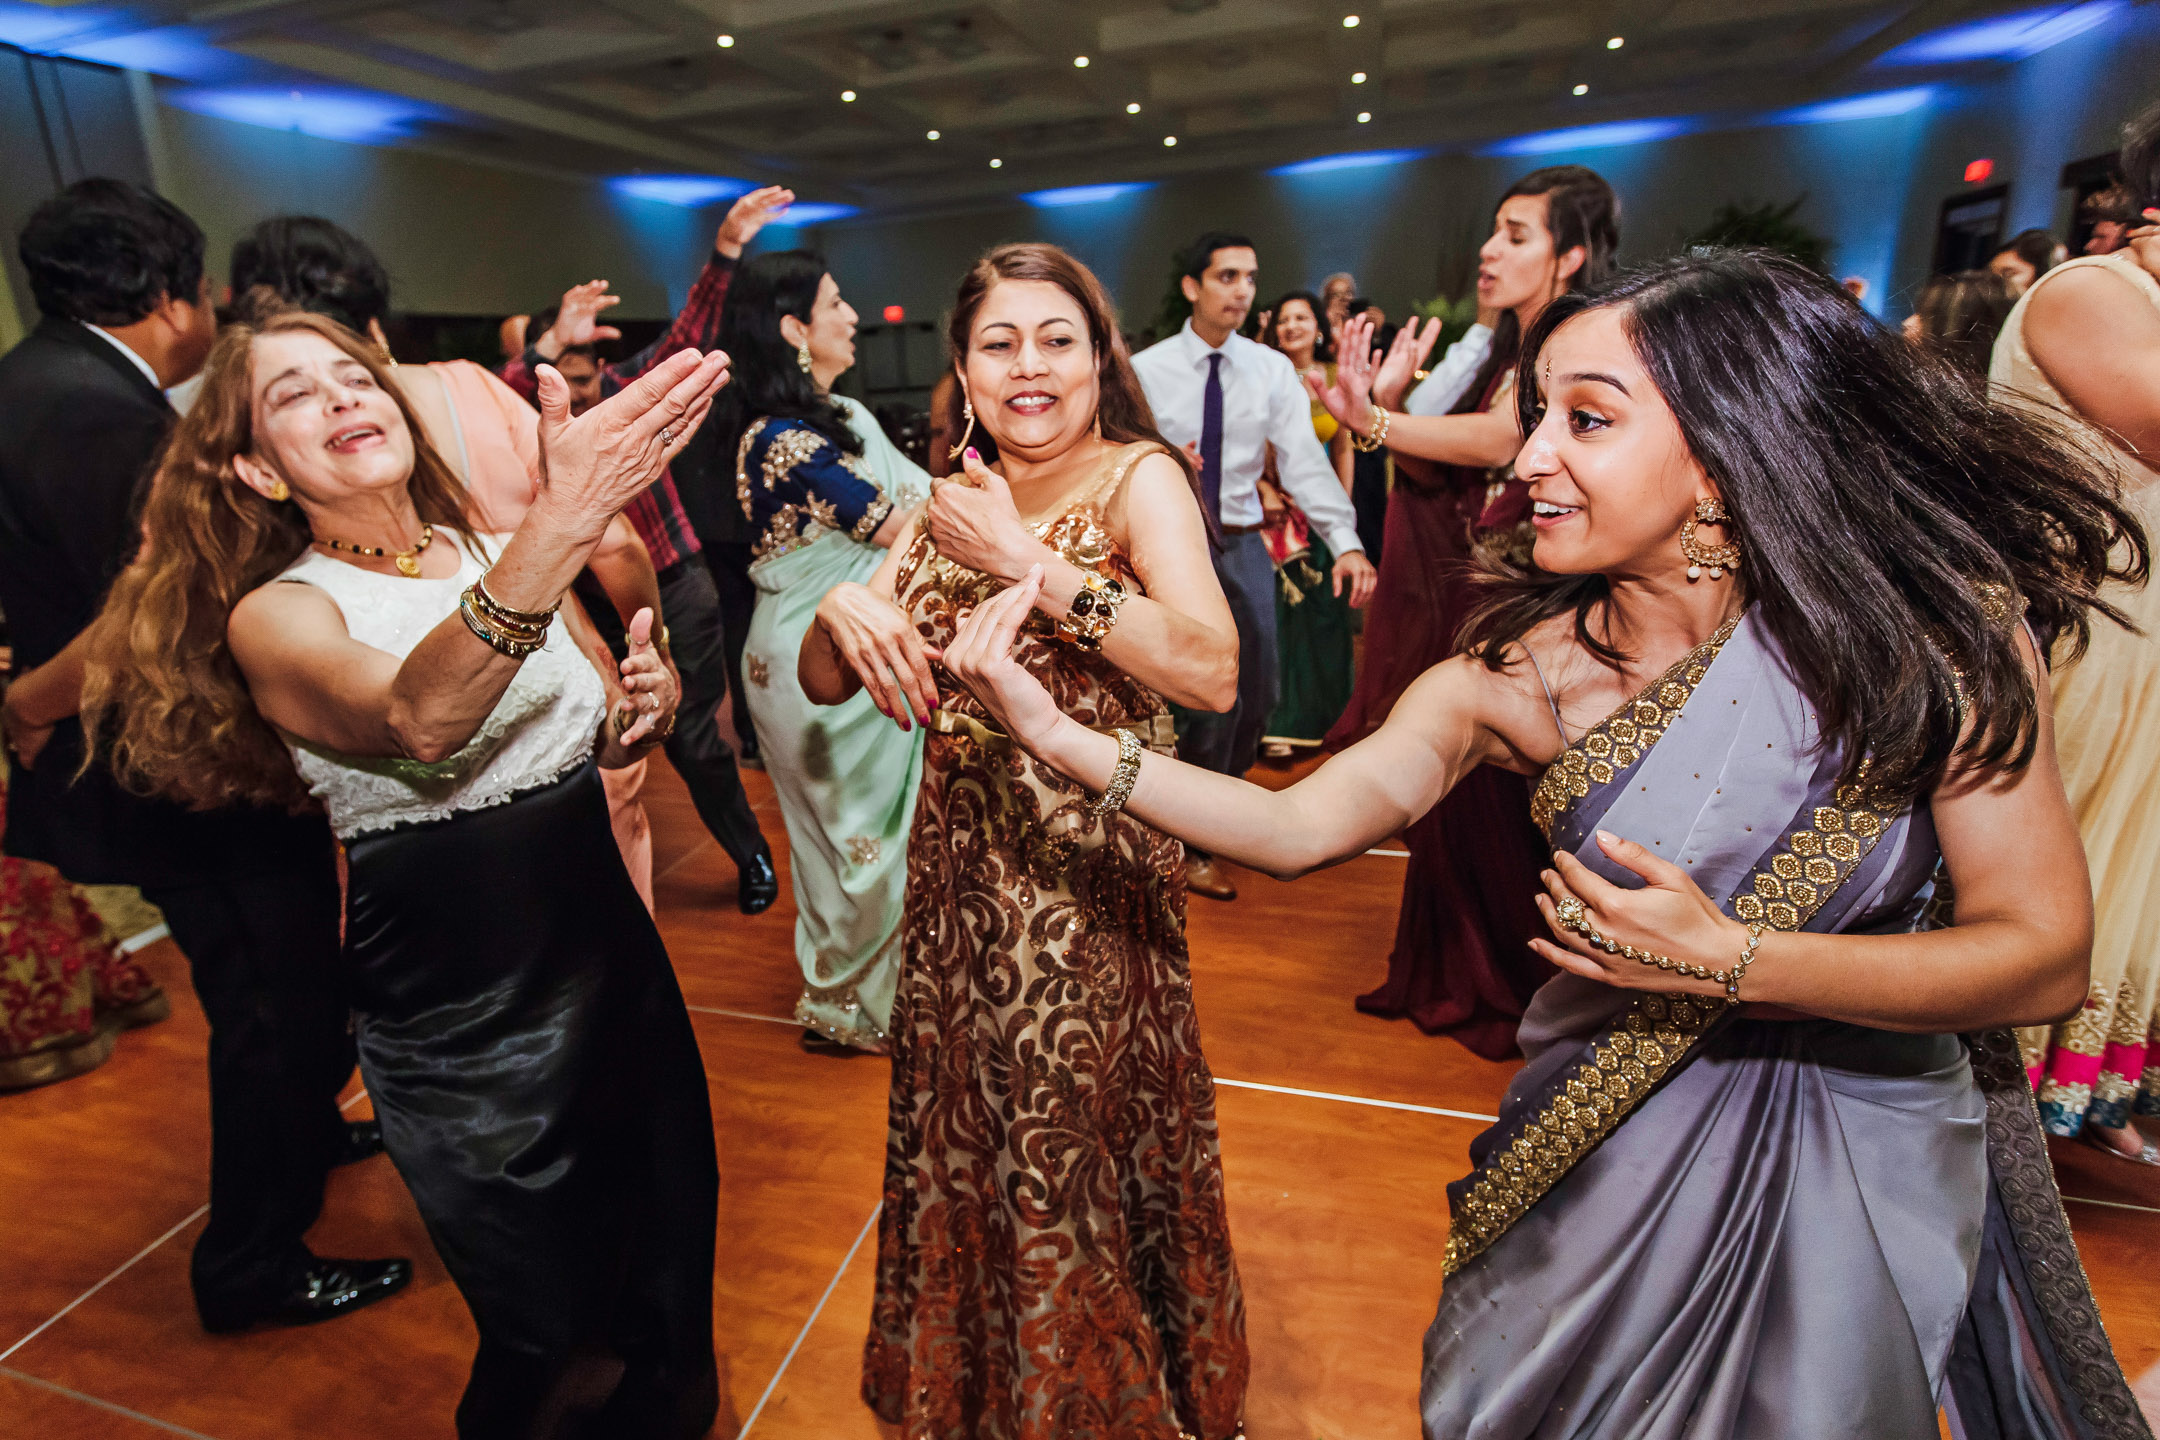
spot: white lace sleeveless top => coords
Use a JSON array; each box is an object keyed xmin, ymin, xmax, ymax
[{"xmin": 270, "ymin": 533, "xmax": 605, "ymax": 838}]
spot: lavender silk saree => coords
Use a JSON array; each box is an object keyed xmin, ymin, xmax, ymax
[{"xmin": 1423, "ymin": 612, "xmax": 2149, "ymax": 1440}]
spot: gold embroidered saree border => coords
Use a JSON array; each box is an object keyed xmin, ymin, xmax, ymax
[
  {"xmin": 1443, "ymin": 766, "xmax": 1907, "ymax": 1277},
  {"xmin": 1529, "ymin": 614, "xmax": 1743, "ymax": 838}
]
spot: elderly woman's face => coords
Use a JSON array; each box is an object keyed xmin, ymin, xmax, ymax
[{"xmin": 246, "ymin": 329, "xmax": 415, "ymax": 504}]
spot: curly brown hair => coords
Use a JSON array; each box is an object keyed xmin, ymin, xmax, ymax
[{"xmin": 80, "ymin": 310, "xmax": 479, "ymax": 812}]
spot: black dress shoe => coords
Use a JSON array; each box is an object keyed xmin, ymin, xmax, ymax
[
  {"xmin": 738, "ymin": 849, "xmax": 780, "ymax": 915},
  {"xmin": 334, "ymin": 1119, "xmax": 386, "ymax": 1167},
  {"xmin": 199, "ymin": 1257, "xmax": 413, "ymax": 1334}
]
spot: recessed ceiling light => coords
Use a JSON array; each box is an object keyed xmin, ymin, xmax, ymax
[
  {"xmin": 1163, "ymin": 134, "xmax": 1178, "ymax": 146},
  {"xmin": 926, "ymin": 129, "xmax": 941, "ymax": 140},
  {"xmin": 1573, "ymin": 83, "xmax": 1588, "ymax": 95},
  {"xmin": 1074, "ymin": 55, "xmax": 1090, "ymax": 67},
  {"xmin": 716, "ymin": 34, "xmax": 734, "ymax": 47},
  {"xmin": 840, "ymin": 89, "xmax": 857, "ymax": 101},
  {"xmin": 1607, "ymin": 35, "xmax": 1624, "ymax": 48},
  {"xmin": 1126, "ymin": 101, "xmax": 1142, "ymax": 113},
  {"xmin": 1356, "ymin": 111, "xmax": 1372, "ymax": 122},
  {"xmin": 1351, "ymin": 71, "xmax": 1367, "ymax": 83},
  {"xmin": 1342, "ymin": 14, "xmax": 1360, "ymax": 27},
  {"xmin": 990, "ymin": 157, "xmax": 1003, "ymax": 168}
]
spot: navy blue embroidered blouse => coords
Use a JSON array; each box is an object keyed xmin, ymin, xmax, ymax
[{"xmin": 735, "ymin": 416, "xmax": 894, "ymax": 563}]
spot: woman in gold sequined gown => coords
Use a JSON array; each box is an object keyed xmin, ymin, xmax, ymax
[{"xmin": 800, "ymin": 244, "xmax": 1249, "ymax": 1440}]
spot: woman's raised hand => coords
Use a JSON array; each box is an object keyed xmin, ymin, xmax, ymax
[
  {"xmin": 1310, "ymin": 316, "xmax": 1378, "ymax": 434},
  {"xmin": 534, "ymin": 348, "xmax": 729, "ymax": 531},
  {"xmin": 1529, "ymin": 831, "xmax": 1755, "ymax": 996},
  {"xmin": 812, "ymin": 581, "xmax": 940, "ymax": 730},
  {"xmin": 1372, "ymin": 316, "xmax": 1444, "ymax": 409},
  {"xmin": 925, "ymin": 448, "xmax": 1051, "ymax": 584},
  {"xmin": 941, "ymin": 566, "xmax": 1065, "ymax": 754},
  {"xmin": 611, "ymin": 607, "xmax": 679, "ymax": 748}
]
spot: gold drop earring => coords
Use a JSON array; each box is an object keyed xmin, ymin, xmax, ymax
[
  {"xmin": 947, "ymin": 392, "xmax": 976, "ymax": 462},
  {"xmin": 1679, "ymin": 496, "xmax": 1742, "ymax": 580},
  {"xmin": 796, "ymin": 343, "xmax": 813, "ymax": 375}
]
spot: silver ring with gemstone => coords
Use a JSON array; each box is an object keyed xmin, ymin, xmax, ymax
[{"xmin": 659, "ymin": 425, "xmax": 675, "ymax": 445}]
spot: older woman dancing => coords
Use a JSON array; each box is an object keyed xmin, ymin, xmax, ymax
[{"xmin": 83, "ymin": 313, "xmax": 730, "ymax": 1439}]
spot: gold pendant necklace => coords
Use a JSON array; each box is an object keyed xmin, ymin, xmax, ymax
[{"xmin": 321, "ymin": 522, "xmax": 434, "ymax": 578}]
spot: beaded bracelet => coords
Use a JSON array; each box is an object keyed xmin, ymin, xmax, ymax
[
  {"xmin": 1350, "ymin": 404, "xmax": 1392, "ymax": 453},
  {"xmin": 1554, "ymin": 898, "xmax": 1769, "ymax": 999}
]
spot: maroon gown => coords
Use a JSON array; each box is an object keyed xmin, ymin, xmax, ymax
[{"xmin": 1324, "ymin": 375, "xmax": 1553, "ymax": 1061}]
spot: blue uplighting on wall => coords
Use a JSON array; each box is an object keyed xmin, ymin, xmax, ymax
[
  {"xmin": 163, "ymin": 86, "xmax": 444, "ymax": 145},
  {"xmin": 1771, "ymin": 87, "xmax": 1934, "ymax": 125},
  {"xmin": 1875, "ymin": 0, "xmax": 2124, "ymax": 64},
  {"xmin": 0, "ymin": 2, "xmax": 112, "ymax": 50},
  {"xmin": 772, "ymin": 202, "xmax": 860, "ymax": 225},
  {"xmin": 608, "ymin": 175, "xmax": 754, "ymax": 207},
  {"xmin": 1023, "ymin": 182, "xmax": 1153, "ymax": 207},
  {"xmin": 1269, "ymin": 149, "xmax": 1422, "ymax": 176},
  {"xmin": 1483, "ymin": 118, "xmax": 1694, "ymax": 156}
]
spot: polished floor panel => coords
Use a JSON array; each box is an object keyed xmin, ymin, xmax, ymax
[{"xmin": 0, "ymin": 756, "xmax": 2151, "ymax": 1438}]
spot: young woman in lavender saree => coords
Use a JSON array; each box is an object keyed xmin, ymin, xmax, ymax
[{"xmin": 927, "ymin": 250, "xmax": 2152, "ymax": 1438}]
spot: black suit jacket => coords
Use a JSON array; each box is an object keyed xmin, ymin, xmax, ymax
[{"xmin": 0, "ymin": 318, "xmax": 331, "ymax": 887}]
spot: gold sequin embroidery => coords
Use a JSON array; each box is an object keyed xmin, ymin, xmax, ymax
[
  {"xmin": 1529, "ymin": 614, "xmax": 1741, "ymax": 837},
  {"xmin": 736, "ymin": 417, "xmax": 892, "ymax": 560}
]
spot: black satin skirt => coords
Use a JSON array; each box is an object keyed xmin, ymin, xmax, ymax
[{"xmin": 344, "ymin": 761, "xmax": 719, "ymax": 1440}]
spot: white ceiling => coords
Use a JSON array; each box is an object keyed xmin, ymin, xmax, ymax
[{"xmin": 15, "ymin": 0, "xmax": 2067, "ymax": 212}]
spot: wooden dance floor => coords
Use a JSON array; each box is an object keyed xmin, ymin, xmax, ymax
[{"xmin": 2, "ymin": 757, "xmax": 2156, "ymax": 1437}]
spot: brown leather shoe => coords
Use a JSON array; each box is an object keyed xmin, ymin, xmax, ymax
[{"xmin": 1185, "ymin": 856, "xmax": 1238, "ymax": 901}]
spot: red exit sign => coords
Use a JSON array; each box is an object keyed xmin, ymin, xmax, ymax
[
  {"xmin": 1964, "ymin": 157, "xmax": 1994, "ymax": 183},
  {"xmin": 883, "ymin": 304, "xmax": 905, "ymax": 323}
]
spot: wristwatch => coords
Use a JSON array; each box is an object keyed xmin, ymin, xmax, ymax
[{"xmin": 1056, "ymin": 571, "xmax": 1128, "ymax": 650}]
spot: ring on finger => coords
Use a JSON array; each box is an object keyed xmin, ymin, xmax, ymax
[
  {"xmin": 659, "ymin": 425, "xmax": 675, "ymax": 445},
  {"xmin": 1554, "ymin": 895, "xmax": 1587, "ymax": 933}
]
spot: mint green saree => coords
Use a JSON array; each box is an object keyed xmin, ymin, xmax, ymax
[{"xmin": 738, "ymin": 395, "xmax": 929, "ymax": 1048}]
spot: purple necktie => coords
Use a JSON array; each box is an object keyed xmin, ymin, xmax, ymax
[{"xmin": 1200, "ymin": 351, "xmax": 1224, "ymax": 521}]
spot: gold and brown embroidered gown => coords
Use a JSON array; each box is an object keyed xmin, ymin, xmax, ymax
[{"xmin": 863, "ymin": 441, "xmax": 1249, "ymax": 1440}]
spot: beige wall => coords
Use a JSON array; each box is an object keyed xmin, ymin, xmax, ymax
[{"xmin": 153, "ymin": 101, "xmax": 729, "ymax": 321}]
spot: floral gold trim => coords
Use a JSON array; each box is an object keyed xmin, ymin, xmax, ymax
[
  {"xmin": 1444, "ymin": 993, "xmax": 1729, "ymax": 1275},
  {"xmin": 1529, "ymin": 614, "xmax": 1741, "ymax": 838},
  {"xmin": 1446, "ymin": 758, "xmax": 1903, "ymax": 1278}
]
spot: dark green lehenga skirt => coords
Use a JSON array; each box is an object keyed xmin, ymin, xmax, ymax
[{"xmin": 1263, "ymin": 533, "xmax": 1357, "ymax": 748}]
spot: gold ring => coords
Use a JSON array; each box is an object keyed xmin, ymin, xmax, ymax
[{"xmin": 1554, "ymin": 896, "xmax": 1587, "ymax": 933}]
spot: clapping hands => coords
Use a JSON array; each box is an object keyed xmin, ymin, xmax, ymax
[{"xmin": 534, "ymin": 347, "xmax": 729, "ymax": 530}]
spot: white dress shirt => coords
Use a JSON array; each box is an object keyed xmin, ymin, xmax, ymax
[
  {"xmin": 81, "ymin": 320, "xmax": 162, "ymax": 390},
  {"xmin": 1404, "ymin": 323, "xmax": 1493, "ymax": 417},
  {"xmin": 1131, "ymin": 320, "xmax": 1365, "ymax": 557}
]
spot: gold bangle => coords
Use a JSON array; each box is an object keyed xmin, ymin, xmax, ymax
[
  {"xmin": 459, "ymin": 588, "xmax": 546, "ymax": 658},
  {"xmin": 1087, "ymin": 727, "xmax": 1144, "ymax": 816},
  {"xmin": 472, "ymin": 573, "xmax": 560, "ymax": 627}
]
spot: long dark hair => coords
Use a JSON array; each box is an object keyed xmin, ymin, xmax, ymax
[
  {"xmin": 1260, "ymin": 290, "xmax": 1334, "ymax": 364},
  {"xmin": 1464, "ymin": 248, "xmax": 2147, "ymax": 798},
  {"xmin": 705, "ymin": 250, "xmax": 862, "ymax": 472},
  {"xmin": 1452, "ymin": 165, "xmax": 1621, "ymax": 418},
  {"xmin": 228, "ymin": 216, "xmax": 391, "ymax": 332},
  {"xmin": 947, "ymin": 243, "xmax": 1208, "ymax": 526}
]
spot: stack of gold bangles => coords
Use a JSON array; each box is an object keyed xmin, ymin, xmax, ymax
[
  {"xmin": 1553, "ymin": 895, "xmax": 1767, "ymax": 1000},
  {"xmin": 459, "ymin": 574, "xmax": 559, "ymax": 659},
  {"xmin": 1351, "ymin": 403, "xmax": 1392, "ymax": 453}
]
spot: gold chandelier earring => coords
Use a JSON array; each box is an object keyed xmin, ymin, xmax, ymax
[
  {"xmin": 796, "ymin": 342, "xmax": 813, "ymax": 375},
  {"xmin": 1679, "ymin": 496, "xmax": 1741, "ymax": 580},
  {"xmin": 946, "ymin": 393, "xmax": 976, "ymax": 463}
]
